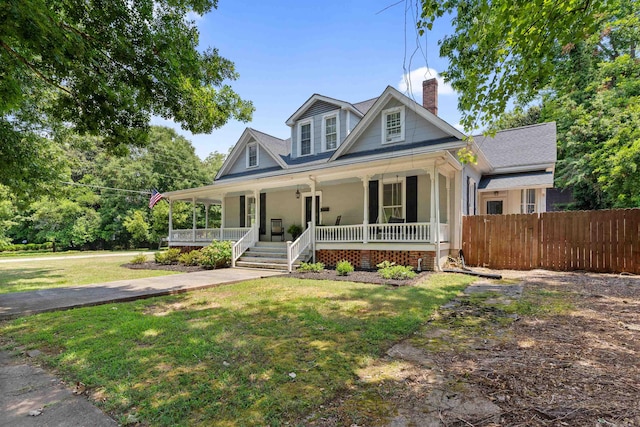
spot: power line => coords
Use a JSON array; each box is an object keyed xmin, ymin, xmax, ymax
[{"xmin": 60, "ymin": 181, "xmax": 152, "ymax": 195}]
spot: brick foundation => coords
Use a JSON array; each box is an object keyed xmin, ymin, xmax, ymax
[{"xmin": 316, "ymin": 249, "xmax": 435, "ymax": 271}]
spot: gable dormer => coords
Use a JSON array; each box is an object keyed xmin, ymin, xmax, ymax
[
  {"xmin": 215, "ymin": 128, "xmax": 288, "ymax": 180},
  {"xmin": 286, "ymin": 95, "xmax": 364, "ymax": 159}
]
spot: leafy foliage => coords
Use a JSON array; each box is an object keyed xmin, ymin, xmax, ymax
[
  {"xmin": 129, "ymin": 253, "xmax": 149, "ymax": 265},
  {"xmin": 154, "ymin": 248, "xmax": 181, "ymax": 265},
  {"xmin": 199, "ymin": 241, "xmax": 232, "ymax": 269},
  {"xmin": 0, "ymin": 0, "xmax": 252, "ymax": 195},
  {"xmin": 378, "ymin": 265, "xmax": 417, "ymax": 281},
  {"xmin": 297, "ymin": 262, "xmax": 325, "ymax": 273},
  {"xmin": 336, "ymin": 260, "xmax": 354, "ymax": 276},
  {"xmin": 178, "ymin": 250, "xmax": 203, "ymax": 266},
  {"xmin": 418, "ymin": 0, "xmax": 624, "ymax": 130}
]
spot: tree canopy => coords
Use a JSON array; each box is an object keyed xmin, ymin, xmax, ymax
[
  {"xmin": 1, "ymin": 0, "xmax": 252, "ymax": 195},
  {"xmin": 418, "ymin": 0, "xmax": 631, "ymax": 130}
]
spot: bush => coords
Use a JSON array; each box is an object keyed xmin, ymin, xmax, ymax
[
  {"xmin": 378, "ymin": 264, "xmax": 417, "ymax": 280},
  {"xmin": 297, "ymin": 262, "xmax": 324, "ymax": 272},
  {"xmin": 130, "ymin": 253, "xmax": 148, "ymax": 265},
  {"xmin": 199, "ymin": 241, "xmax": 232, "ymax": 269},
  {"xmin": 179, "ymin": 250, "xmax": 202, "ymax": 266},
  {"xmin": 287, "ymin": 224, "xmax": 303, "ymax": 240},
  {"xmin": 0, "ymin": 242, "xmax": 53, "ymax": 252},
  {"xmin": 376, "ymin": 260, "xmax": 396, "ymax": 270},
  {"xmin": 336, "ymin": 260, "xmax": 354, "ymax": 276},
  {"xmin": 154, "ymin": 248, "xmax": 181, "ymax": 265}
]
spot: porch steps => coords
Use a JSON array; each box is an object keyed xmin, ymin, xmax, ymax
[{"xmin": 235, "ymin": 241, "xmax": 311, "ymax": 271}]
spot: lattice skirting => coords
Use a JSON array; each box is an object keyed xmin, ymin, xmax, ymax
[{"xmin": 316, "ymin": 249, "xmax": 435, "ymax": 271}]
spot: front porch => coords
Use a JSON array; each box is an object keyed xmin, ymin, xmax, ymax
[{"xmin": 165, "ymin": 155, "xmax": 461, "ymax": 270}]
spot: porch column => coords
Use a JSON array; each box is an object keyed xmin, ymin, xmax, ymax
[
  {"xmin": 454, "ymin": 170, "xmax": 463, "ymax": 250},
  {"xmin": 168, "ymin": 199, "xmax": 173, "ymax": 244},
  {"xmin": 220, "ymin": 194, "xmax": 226, "ymax": 239},
  {"xmin": 362, "ymin": 175, "xmax": 369, "ymax": 243},
  {"xmin": 254, "ymin": 189, "xmax": 260, "ymax": 235},
  {"xmin": 428, "ymin": 169, "xmax": 436, "ymax": 242},
  {"xmin": 310, "ymin": 177, "xmax": 316, "ymax": 262},
  {"xmin": 433, "ymin": 165, "xmax": 441, "ymax": 270},
  {"xmin": 446, "ymin": 175, "xmax": 451, "ymax": 224},
  {"xmin": 205, "ymin": 203, "xmax": 210, "ymax": 229},
  {"xmin": 192, "ymin": 197, "xmax": 197, "ymax": 242}
]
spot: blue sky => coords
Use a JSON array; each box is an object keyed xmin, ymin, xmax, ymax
[{"xmin": 152, "ymin": 0, "xmax": 461, "ymax": 159}]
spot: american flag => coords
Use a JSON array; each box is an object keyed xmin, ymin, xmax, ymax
[{"xmin": 149, "ymin": 189, "xmax": 163, "ymax": 209}]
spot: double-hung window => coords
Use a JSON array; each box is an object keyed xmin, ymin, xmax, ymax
[
  {"xmin": 246, "ymin": 143, "xmax": 258, "ymax": 168},
  {"xmin": 521, "ymin": 189, "xmax": 536, "ymax": 214},
  {"xmin": 298, "ymin": 120, "xmax": 313, "ymax": 156},
  {"xmin": 382, "ymin": 180, "xmax": 404, "ymax": 222},
  {"xmin": 322, "ymin": 113, "xmax": 339, "ymax": 151},
  {"xmin": 382, "ymin": 106, "xmax": 405, "ymax": 144}
]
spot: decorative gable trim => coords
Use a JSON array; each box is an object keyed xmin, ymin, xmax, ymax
[
  {"xmin": 286, "ymin": 94, "xmax": 363, "ymax": 127},
  {"xmin": 330, "ymin": 86, "xmax": 466, "ymax": 161},
  {"xmin": 216, "ymin": 128, "xmax": 288, "ymax": 180}
]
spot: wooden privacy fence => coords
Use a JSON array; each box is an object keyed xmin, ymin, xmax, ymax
[{"xmin": 462, "ymin": 209, "xmax": 640, "ymax": 274}]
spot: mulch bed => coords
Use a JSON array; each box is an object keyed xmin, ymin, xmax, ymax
[{"xmin": 289, "ymin": 269, "xmax": 431, "ymax": 286}]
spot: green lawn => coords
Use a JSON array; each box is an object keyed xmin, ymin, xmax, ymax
[
  {"xmin": 1, "ymin": 274, "xmax": 475, "ymax": 426},
  {"xmin": 0, "ymin": 249, "xmax": 154, "ymax": 258},
  {"xmin": 0, "ymin": 255, "xmax": 177, "ymax": 294}
]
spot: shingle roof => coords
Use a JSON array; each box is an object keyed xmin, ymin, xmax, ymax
[
  {"xmin": 352, "ymin": 97, "xmax": 378, "ymax": 115},
  {"xmin": 478, "ymin": 171, "xmax": 554, "ymax": 191},
  {"xmin": 249, "ymin": 128, "xmax": 289, "ymax": 158},
  {"xmin": 474, "ymin": 122, "xmax": 557, "ymax": 170}
]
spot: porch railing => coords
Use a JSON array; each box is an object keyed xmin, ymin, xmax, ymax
[
  {"xmin": 315, "ymin": 222, "xmax": 449, "ymax": 243},
  {"xmin": 287, "ymin": 222, "xmax": 312, "ymax": 273},
  {"xmin": 171, "ymin": 227, "xmax": 250, "ymax": 243},
  {"xmin": 231, "ymin": 226, "xmax": 258, "ymax": 267}
]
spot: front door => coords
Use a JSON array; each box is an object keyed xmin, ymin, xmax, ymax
[{"xmin": 304, "ymin": 195, "xmax": 320, "ymax": 228}]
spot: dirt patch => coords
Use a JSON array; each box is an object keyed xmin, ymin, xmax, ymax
[
  {"xmin": 122, "ymin": 261, "xmax": 209, "ymax": 273},
  {"xmin": 303, "ymin": 270, "xmax": 640, "ymax": 426},
  {"xmin": 289, "ymin": 269, "xmax": 432, "ymax": 286}
]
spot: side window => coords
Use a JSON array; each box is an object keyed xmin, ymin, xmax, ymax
[
  {"xmin": 246, "ymin": 143, "xmax": 258, "ymax": 168},
  {"xmin": 322, "ymin": 113, "xmax": 339, "ymax": 151},
  {"xmin": 381, "ymin": 106, "xmax": 405, "ymax": 144},
  {"xmin": 487, "ymin": 200, "xmax": 503, "ymax": 215},
  {"xmin": 298, "ymin": 121, "xmax": 313, "ymax": 156},
  {"xmin": 521, "ymin": 189, "xmax": 536, "ymax": 213}
]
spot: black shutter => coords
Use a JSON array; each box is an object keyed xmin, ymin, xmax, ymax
[
  {"xmin": 239, "ymin": 195, "xmax": 245, "ymax": 227},
  {"xmin": 260, "ymin": 192, "xmax": 266, "ymax": 235},
  {"xmin": 368, "ymin": 180, "xmax": 379, "ymax": 224},
  {"xmin": 406, "ymin": 176, "xmax": 418, "ymax": 223}
]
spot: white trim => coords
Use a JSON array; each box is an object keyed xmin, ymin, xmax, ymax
[
  {"xmin": 245, "ymin": 142, "xmax": 259, "ymax": 168},
  {"xmin": 297, "ymin": 119, "xmax": 314, "ymax": 157},
  {"xmin": 321, "ymin": 112, "xmax": 340, "ymax": 152},
  {"xmin": 381, "ymin": 106, "xmax": 405, "ymax": 144},
  {"xmin": 216, "ymin": 128, "xmax": 288, "ymax": 179}
]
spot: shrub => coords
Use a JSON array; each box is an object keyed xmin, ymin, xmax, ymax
[
  {"xmin": 179, "ymin": 250, "xmax": 203, "ymax": 266},
  {"xmin": 376, "ymin": 260, "xmax": 396, "ymax": 270},
  {"xmin": 287, "ymin": 224, "xmax": 303, "ymax": 240},
  {"xmin": 0, "ymin": 242, "xmax": 54, "ymax": 252},
  {"xmin": 297, "ymin": 262, "xmax": 324, "ymax": 272},
  {"xmin": 199, "ymin": 241, "xmax": 232, "ymax": 269},
  {"xmin": 154, "ymin": 248, "xmax": 181, "ymax": 265},
  {"xmin": 378, "ymin": 265, "xmax": 417, "ymax": 280},
  {"xmin": 130, "ymin": 253, "xmax": 148, "ymax": 265},
  {"xmin": 336, "ymin": 260, "xmax": 354, "ymax": 276}
]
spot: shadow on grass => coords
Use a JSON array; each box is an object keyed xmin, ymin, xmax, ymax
[{"xmin": 0, "ymin": 268, "xmax": 64, "ymax": 294}]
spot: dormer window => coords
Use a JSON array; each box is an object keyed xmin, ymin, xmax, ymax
[
  {"xmin": 322, "ymin": 113, "xmax": 340, "ymax": 151},
  {"xmin": 246, "ymin": 142, "xmax": 258, "ymax": 168},
  {"xmin": 298, "ymin": 120, "xmax": 313, "ymax": 156},
  {"xmin": 382, "ymin": 106, "xmax": 405, "ymax": 144}
]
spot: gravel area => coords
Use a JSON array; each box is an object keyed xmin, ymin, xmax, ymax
[{"xmin": 122, "ymin": 261, "xmax": 209, "ymax": 273}]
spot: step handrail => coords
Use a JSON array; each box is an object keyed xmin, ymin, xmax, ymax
[
  {"xmin": 287, "ymin": 222, "xmax": 312, "ymax": 273},
  {"xmin": 232, "ymin": 226, "xmax": 259, "ymax": 267}
]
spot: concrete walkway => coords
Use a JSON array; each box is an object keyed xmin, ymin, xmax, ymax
[
  {"xmin": 0, "ymin": 252, "xmax": 155, "ymax": 264},
  {"xmin": 0, "ymin": 268, "xmax": 283, "ymax": 320}
]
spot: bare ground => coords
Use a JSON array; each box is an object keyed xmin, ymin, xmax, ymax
[{"xmin": 302, "ymin": 269, "xmax": 640, "ymax": 426}]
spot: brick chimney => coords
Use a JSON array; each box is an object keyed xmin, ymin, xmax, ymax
[{"xmin": 422, "ymin": 78, "xmax": 438, "ymax": 115}]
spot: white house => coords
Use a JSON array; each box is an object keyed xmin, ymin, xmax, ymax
[{"xmin": 163, "ymin": 79, "xmax": 557, "ymax": 271}]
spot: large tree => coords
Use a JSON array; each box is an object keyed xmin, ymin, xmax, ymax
[
  {"xmin": 1, "ymin": 0, "xmax": 252, "ymax": 195},
  {"xmin": 418, "ymin": 0, "xmax": 634, "ymax": 130}
]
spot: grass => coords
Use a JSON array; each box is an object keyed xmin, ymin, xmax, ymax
[
  {"xmin": 0, "ymin": 273, "xmax": 476, "ymax": 426},
  {"xmin": 0, "ymin": 249, "xmax": 154, "ymax": 258},
  {"xmin": 0, "ymin": 255, "xmax": 178, "ymax": 294}
]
